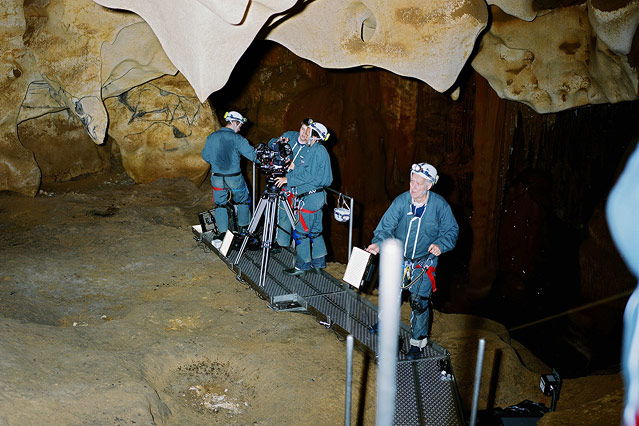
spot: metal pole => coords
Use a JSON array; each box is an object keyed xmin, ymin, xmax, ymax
[
  {"xmin": 252, "ymin": 162, "xmax": 256, "ymax": 214},
  {"xmin": 376, "ymin": 239, "xmax": 402, "ymax": 426},
  {"xmin": 344, "ymin": 334, "xmax": 354, "ymax": 426},
  {"xmin": 348, "ymin": 196, "xmax": 354, "ymax": 262},
  {"xmin": 469, "ymin": 338, "xmax": 486, "ymax": 426}
]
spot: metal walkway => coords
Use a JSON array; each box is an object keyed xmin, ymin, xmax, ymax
[{"xmin": 193, "ymin": 227, "xmax": 465, "ymax": 425}]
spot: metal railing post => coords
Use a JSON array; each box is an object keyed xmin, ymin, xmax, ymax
[
  {"xmin": 252, "ymin": 162, "xmax": 256, "ymax": 214},
  {"xmin": 348, "ymin": 196, "xmax": 354, "ymax": 262},
  {"xmin": 344, "ymin": 334, "xmax": 354, "ymax": 426},
  {"xmin": 469, "ymin": 339, "xmax": 486, "ymax": 426}
]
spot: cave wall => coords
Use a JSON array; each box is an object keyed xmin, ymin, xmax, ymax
[
  {"xmin": 212, "ymin": 41, "xmax": 639, "ymax": 309},
  {"xmin": 0, "ymin": 0, "xmax": 214, "ymax": 197}
]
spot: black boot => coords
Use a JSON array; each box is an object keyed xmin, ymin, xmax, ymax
[{"xmin": 406, "ymin": 345, "xmax": 423, "ymax": 360}]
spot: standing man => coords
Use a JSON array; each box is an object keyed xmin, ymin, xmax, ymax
[
  {"xmin": 269, "ymin": 118, "xmax": 314, "ymax": 252},
  {"xmin": 366, "ymin": 162, "xmax": 458, "ymax": 360},
  {"xmin": 274, "ymin": 121, "xmax": 333, "ymax": 275},
  {"xmin": 201, "ymin": 111, "xmax": 257, "ymax": 237}
]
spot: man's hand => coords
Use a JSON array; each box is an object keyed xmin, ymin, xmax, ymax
[
  {"xmin": 366, "ymin": 243, "xmax": 379, "ymax": 255},
  {"xmin": 274, "ymin": 177, "xmax": 287, "ymax": 188},
  {"xmin": 287, "ymin": 162, "xmax": 295, "ymax": 171},
  {"xmin": 428, "ymin": 243, "xmax": 441, "ymax": 256}
]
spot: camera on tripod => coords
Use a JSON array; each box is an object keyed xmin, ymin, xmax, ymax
[{"xmin": 255, "ymin": 137, "xmax": 293, "ymax": 185}]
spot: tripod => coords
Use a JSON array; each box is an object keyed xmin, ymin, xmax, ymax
[{"xmin": 233, "ymin": 179, "xmax": 296, "ymax": 287}]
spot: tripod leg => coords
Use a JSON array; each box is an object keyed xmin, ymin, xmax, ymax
[
  {"xmin": 259, "ymin": 195, "xmax": 279, "ymax": 287},
  {"xmin": 280, "ymin": 193, "xmax": 298, "ymax": 243},
  {"xmin": 234, "ymin": 197, "xmax": 267, "ymax": 265}
]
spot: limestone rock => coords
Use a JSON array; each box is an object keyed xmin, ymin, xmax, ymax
[
  {"xmin": 265, "ymin": 0, "xmax": 489, "ymax": 93},
  {"xmin": 22, "ymin": 0, "xmax": 138, "ymax": 144},
  {"xmin": 104, "ymin": 73, "xmax": 217, "ymax": 185},
  {"xmin": 1, "ymin": 0, "xmax": 182, "ymax": 196},
  {"xmin": 18, "ymin": 110, "xmax": 111, "ymax": 183},
  {"xmin": 101, "ymin": 21, "xmax": 178, "ymax": 99},
  {"xmin": 472, "ymin": 4, "xmax": 638, "ymax": 113},
  {"xmin": 588, "ymin": 0, "xmax": 639, "ymax": 56},
  {"xmin": 92, "ymin": 0, "xmax": 299, "ymax": 103},
  {"xmin": 486, "ymin": 0, "xmax": 539, "ymax": 22},
  {"xmin": 92, "ymin": 0, "xmax": 488, "ymax": 100},
  {"xmin": 0, "ymin": 0, "xmax": 41, "ymax": 197}
]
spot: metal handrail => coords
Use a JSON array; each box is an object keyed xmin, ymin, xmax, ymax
[{"xmin": 324, "ymin": 186, "xmax": 354, "ymax": 261}]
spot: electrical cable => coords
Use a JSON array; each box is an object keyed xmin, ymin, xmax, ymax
[{"xmin": 508, "ymin": 288, "xmax": 634, "ymax": 332}]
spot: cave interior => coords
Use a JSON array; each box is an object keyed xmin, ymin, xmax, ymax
[{"xmin": 205, "ymin": 40, "xmax": 639, "ymax": 379}]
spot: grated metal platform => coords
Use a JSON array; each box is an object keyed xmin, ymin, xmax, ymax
[{"xmin": 193, "ymin": 226, "xmax": 465, "ymax": 425}]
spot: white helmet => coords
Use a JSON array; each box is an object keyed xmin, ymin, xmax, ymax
[
  {"xmin": 309, "ymin": 121, "xmax": 330, "ymax": 141},
  {"xmin": 411, "ymin": 162, "xmax": 439, "ymax": 184},
  {"xmin": 224, "ymin": 111, "xmax": 247, "ymax": 124}
]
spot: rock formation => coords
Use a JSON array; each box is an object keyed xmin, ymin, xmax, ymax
[
  {"xmin": 1, "ymin": 0, "xmax": 212, "ymax": 197},
  {"xmin": 91, "ymin": 0, "xmax": 490, "ymax": 101},
  {"xmin": 471, "ymin": 3, "xmax": 639, "ymax": 113},
  {"xmin": 104, "ymin": 74, "xmax": 216, "ymax": 185}
]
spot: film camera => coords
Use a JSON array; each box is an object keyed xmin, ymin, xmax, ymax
[{"xmin": 255, "ymin": 137, "xmax": 293, "ymax": 184}]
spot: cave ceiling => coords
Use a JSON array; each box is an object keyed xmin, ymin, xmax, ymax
[{"xmin": 1, "ymin": 0, "xmax": 638, "ymax": 196}]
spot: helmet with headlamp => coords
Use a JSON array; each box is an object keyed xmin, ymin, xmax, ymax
[
  {"xmin": 224, "ymin": 111, "xmax": 247, "ymax": 124},
  {"xmin": 411, "ymin": 162, "xmax": 439, "ymax": 184},
  {"xmin": 309, "ymin": 122, "xmax": 330, "ymax": 141}
]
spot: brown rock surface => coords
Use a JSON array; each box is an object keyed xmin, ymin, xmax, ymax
[
  {"xmin": 472, "ymin": 4, "xmax": 639, "ymax": 113},
  {"xmin": 104, "ymin": 73, "xmax": 217, "ymax": 186},
  {"xmin": 1, "ymin": 0, "xmax": 44, "ymax": 197},
  {"xmin": 1, "ymin": 0, "xmax": 180, "ymax": 196}
]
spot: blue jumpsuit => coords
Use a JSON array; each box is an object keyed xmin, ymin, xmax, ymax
[
  {"xmin": 372, "ymin": 191, "xmax": 458, "ymax": 345},
  {"xmin": 268, "ymin": 131, "xmax": 309, "ymax": 247},
  {"xmin": 201, "ymin": 127, "xmax": 257, "ymax": 233},
  {"xmin": 286, "ymin": 141, "xmax": 333, "ymax": 270}
]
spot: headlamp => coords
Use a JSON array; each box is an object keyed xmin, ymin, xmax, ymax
[
  {"xmin": 224, "ymin": 111, "xmax": 247, "ymax": 123},
  {"xmin": 309, "ymin": 122, "xmax": 330, "ymax": 141},
  {"xmin": 411, "ymin": 163, "xmax": 438, "ymax": 184}
]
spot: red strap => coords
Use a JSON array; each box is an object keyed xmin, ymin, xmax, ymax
[
  {"xmin": 285, "ymin": 191, "xmax": 295, "ymax": 207},
  {"xmin": 426, "ymin": 266, "xmax": 437, "ymax": 293},
  {"xmin": 298, "ymin": 207, "xmax": 319, "ymax": 233},
  {"xmin": 211, "ymin": 187, "xmax": 227, "ymax": 202},
  {"xmin": 416, "ymin": 264, "xmax": 437, "ymax": 292}
]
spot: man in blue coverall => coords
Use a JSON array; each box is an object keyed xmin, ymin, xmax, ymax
[
  {"xmin": 201, "ymin": 111, "xmax": 257, "ymax": 237},
  {"xmin": 274, "ymin": 121, "xmax": 333, "ymax": 275},
  {"xmin": 366, "ymin": 162, "xmax": 459, "ymax": 360},
  {"xmin": 268, "ymin": 118, "xmax": 315, "ymax": 252}
]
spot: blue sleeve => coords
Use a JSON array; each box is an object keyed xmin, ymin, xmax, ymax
[
  {"xmin": 236, "ymin": 134, "xmax": 257, "ymax": 162},
  {"xmin": 201, "ymin": 134, "xmax": 214, "ymax": 163},
  {"xmin": 371, "ymin": 196, "xmax": 404, "ymax": 245},
  {"xmin": 433, "ymin": 201, "xmax": 459, "ymax": 254}
]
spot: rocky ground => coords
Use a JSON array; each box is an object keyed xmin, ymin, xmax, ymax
[{"xmin": 0, "ymin": 164, "xmax": 625, "ymax": 425}]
